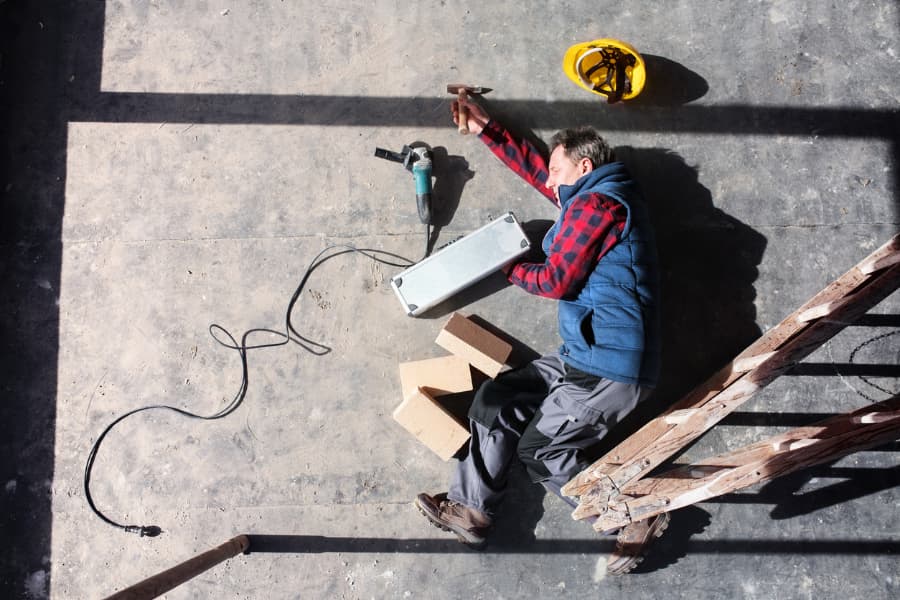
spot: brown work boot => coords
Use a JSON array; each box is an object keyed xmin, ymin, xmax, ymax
[
  {"xmin": 414, "ymin": 493, "xmax": 492, "ymax": 548},
  {"xmin": 606, "ymin": 512, "xmax": 671, "ymax": 575}
]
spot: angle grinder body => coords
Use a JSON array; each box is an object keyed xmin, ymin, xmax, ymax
[{"xmin": 374, "ymin": 144, "xmax": 433, "ymax": 225}]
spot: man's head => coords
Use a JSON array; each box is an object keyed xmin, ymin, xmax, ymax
[{"xmin": 546, "ymin": 127, "xmax": 614, "ymax": 201}]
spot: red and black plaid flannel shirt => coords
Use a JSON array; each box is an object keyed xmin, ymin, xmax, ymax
[{"xmin": 479, "ymin": 119, "xmax": 627, "ymax": 300}]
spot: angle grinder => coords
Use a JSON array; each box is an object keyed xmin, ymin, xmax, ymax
[{"xmin": 374, "ymin": 144, "xmax": 433, "ymax": 225}]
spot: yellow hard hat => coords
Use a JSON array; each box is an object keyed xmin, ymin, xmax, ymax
[{"xmin": 563, "ymin": 38, "xmax": 646, "ymax": 103}]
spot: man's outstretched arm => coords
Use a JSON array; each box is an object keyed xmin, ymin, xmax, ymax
[
  {"xmin": 478, "ymin": 120, "xmax": 557, "ymax": 206},
  {"xmin": 452, "ymin": 96, "xmax": 557, "ymax": 205}
]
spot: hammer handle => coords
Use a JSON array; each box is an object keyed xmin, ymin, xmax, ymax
[{"xmin": 456, "ymin": 90, "xmax": 469, "ymax": 135}]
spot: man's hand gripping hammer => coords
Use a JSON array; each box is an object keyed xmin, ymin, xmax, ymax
[{"xmin": 447, "ymin": 84, "xmax": 490, "ymax": 135}]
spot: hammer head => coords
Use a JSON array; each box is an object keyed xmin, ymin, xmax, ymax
[{"xmin": 447, "ymin": 84, "xmax": 491, "ymax": 95}]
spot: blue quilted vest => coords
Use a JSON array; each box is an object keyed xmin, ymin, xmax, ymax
[{"xmin": 545, "ymin": 162, "xmax": 661, "ymax": 387}]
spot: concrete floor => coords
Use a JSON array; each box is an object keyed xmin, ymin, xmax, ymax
[{"xmin": 2, "ymin": 1, "xmax": 898, "ymax": 598}]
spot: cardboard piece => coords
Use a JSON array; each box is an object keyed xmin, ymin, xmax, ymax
[
  {"xmin": 435, "ymin": 313, "xmax": 512, "ymax": 378},
  {"xmin": 392, "ymin": 387, "xmax": 471, "ymax": 461},
  {"xmin": 398, "ymin": 355, "xmax": 473, "ymax": 399}
]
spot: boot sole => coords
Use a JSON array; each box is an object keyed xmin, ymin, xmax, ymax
[
  {"xmin": 606, "ymin": 513, "xmax": 670, "ymax": 576},
  {"xmin": 414, "ymin": 498, "xmax": 487, "ymax": 549}
]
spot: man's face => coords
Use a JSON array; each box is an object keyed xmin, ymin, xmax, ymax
[{"xmin": 546, "ymin": 145, "xmax": 592, "ymax": 201}]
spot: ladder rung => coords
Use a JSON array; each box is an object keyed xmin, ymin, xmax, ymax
[
  {"xmin": 688, "ymin": 465, "xmax": 727, "ymax": 479},
  {"xmin": 772, "ymin": 438, "xmax": 819, "ymax": 452},
  {"xmin": 859, "ymin": 252, "xmax": 900, "ymax": 275},
  {"xmin": 797, "ymin": 297, "xmax": 852, "ymax": 322},
  {"xmin": 732, "ymin": 351, "xmax": 778, "ymax": 373},
  {"xmin": 664, "ymin": 409, "xmax": 698, "ymax": 425},
  {"xmin": 852, "ymin": 410, "xmax": 899, "ymax": 424}
]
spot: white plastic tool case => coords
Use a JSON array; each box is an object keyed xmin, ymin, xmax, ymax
[{"xmin": 390, "ymin": 212, "xmax": 531, "ymax": 316}]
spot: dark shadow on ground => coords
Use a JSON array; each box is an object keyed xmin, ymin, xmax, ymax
[
  {"xmin": 245, "ymin": 533, "xmax": 898, "ymax": 555},
  {"xmin": 246, "ymin": 532, "xmax": 616, "ymax": 555},
  {"xmin": 1, "ymin": 2, "xmax": 76, "ymax": 597},
  {"xmin": 428, "ymin": 146, "xmax": 474, "ymax": 252},
  {"xmin": 627, "ymin": 54, "xmax": 709, "ymax": 107}
]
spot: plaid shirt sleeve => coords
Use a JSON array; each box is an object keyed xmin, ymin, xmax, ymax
[
  {"xmin": 478, "ymin": 119, "xmax": 558, "ymax": 206},
  {"xmin": 478, "ymin": 118, "xmax": 627, "ymax": 299},
  {"xmin": 508, "ymin": 194, "xmax": 627, "ymax": 299}
]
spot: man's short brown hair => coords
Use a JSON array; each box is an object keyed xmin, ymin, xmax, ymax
[{"xmin": 550, "ymin": 126, "xmax": 615, "ymax": 168}]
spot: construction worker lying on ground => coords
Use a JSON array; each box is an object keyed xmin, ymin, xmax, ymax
[{"xmin": 415, "ymin": 94, "xmax": 669, "ymax": 574}]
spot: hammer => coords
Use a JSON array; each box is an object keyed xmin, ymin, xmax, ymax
[{"xmin": 447, "ymin": 84, "xmax": 490, "ymax": 135}]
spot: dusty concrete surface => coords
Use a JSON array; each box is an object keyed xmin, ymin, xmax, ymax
[{"xmin": 1, "ymin": 1, "xmax": 898, "ymax": 598}]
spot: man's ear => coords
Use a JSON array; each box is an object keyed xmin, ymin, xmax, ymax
[{"xmin": 580, "ymin": 157, "xmax": 594, "ymax": 175}]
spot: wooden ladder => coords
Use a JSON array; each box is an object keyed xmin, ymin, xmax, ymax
[{"xmin": 561, "ymin": 233, "xmax": 900, "ymax": 532}]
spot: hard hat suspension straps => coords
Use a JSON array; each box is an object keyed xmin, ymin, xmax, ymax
[{"xmin": 576, "ymin": 46, "xmax": 637, "ymax": 104}]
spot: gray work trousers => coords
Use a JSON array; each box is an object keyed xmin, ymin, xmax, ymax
[{"xmin": 447, "ymin": 353, "xmax": 651, "ymax": 516}]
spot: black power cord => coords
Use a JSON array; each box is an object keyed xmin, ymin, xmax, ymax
[{"xmin": 84, "ymin": 243, "xmax": 416, "ymax": 536}]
